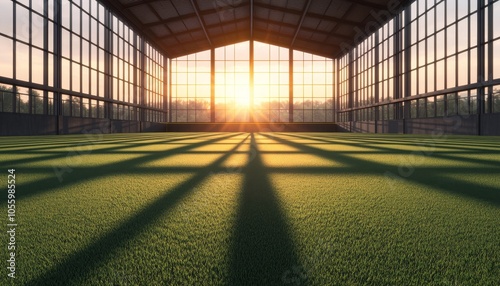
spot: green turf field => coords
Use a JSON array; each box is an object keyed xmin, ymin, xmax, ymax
[{"xmin": 0, "ymin": 132, "xmax": 499, "ymax": 285}]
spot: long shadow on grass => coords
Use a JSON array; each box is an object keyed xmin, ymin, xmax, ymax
[
  {"xmin": 262, "ymin": 133, "xmax": 500, "ymax": 206},
  {"xmin": 16, "ymin": 133, "xmax": 237, "ymax": 201},
  {"xmin": 0, "ymin": 132, "xmax": 220, "ymax": 166},
  {"xmin": 25, "ymin": 134, "xmax": 250, "ymax": 286},
  {"xmin": 281, "ymin": 133, "xmax": 500, "ymax": 167},
  {"xmin": 228, "ymin": 133, "xmax": 306, "ymax": 286}
]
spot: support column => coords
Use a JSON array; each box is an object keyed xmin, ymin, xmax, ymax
[
  {"xmin": 289, "ymin": 48, "xmax": 293, "ymax": 122},
  {"xmin": 43, "ymin": 0, "xmax": 49, "ymax": 115},
  {"xmin": 169, "ymin": 58, "xmax": 173, "ymax": 123},
  {"xmin": 104, "ymin": 10, "xmax": 112, "ymax": 120},
  {"xmin": 139, "ymin": 38, "xmax": 146, "ymax": 122},
  {"xmin": 477, "ymin": 0, "xmax": 486, "ymax": 134},
  {"xmin": 335, "ymin": 58, "xmax": 340, "ymax": 122},
  {"xmin": 210, "ymin": 48, "xmax": 215, "ymax": 122},
  {"xmin": 402, "ymin": 8, "xmax": 411, "ymax": 133},
  {"xmin": 249, "ymin": 40, "xmax": 254, "ymax": 122},
  {"xmin": 374, "ymin": 31, "xmax": 380, "ymax": 132},
  {"xmin": 133, "ymin": 34, "xmax": 138, "ymax": 120},
  {"xmin": 54, "ymin": 0, "xmax": 62, "ymax": 134},
  {"xmin": 348, "ymin": 50, "xmax": 354, "ymax": 123},
  {"xmin": 486, "ymin": 0, "xmax": 493, "ymax": 114},
  {"xmin": 163, "ymin": 57, "xmax": 169, "ymax": 122}
]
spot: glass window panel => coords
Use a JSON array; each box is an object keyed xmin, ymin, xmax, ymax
[
  {"xmin": 91, "ymin": 69, "xmax": 97, "ymax": 95},
  {"xmin": 31, "ymin": 12, "xmax": 45, "ymax": 48},
  {"xmin": 82, "ymin": 40, "xmax": 90, "ymax": 67},
  {"xmin": 436, "ymin": 30, "xmax": 445, "ymax": 60},
  {"xmin": 495, "ymin": 2, "xmax": 500, "ymax": 39},
  {"xmin": 411, "ymin": 70, "xmax": 417, "ymax": 96},
  {"xmin": 82, "ymin": 66, "xmax": 89, "ymax": 94},
  {"xmin": 446, "ymin": 0, "xmax": 456, "ymax": 26},
  {"xmin": 457, "ymin": 18, "xmax": 468, "ymax": 52},
  {"xmin": 457, "ymin": 51, "xmax": 468, "ymax": 86},
  {"xmin": 419, "ymin": 67, "xmax": 426, "ymax": 94},
  {"xmin": 447, "ymin": 93, "xmax": 457, "ymax": 115},
  {"xmin": 72, "ymin": 4, "xmax": 81, "ymax": 34},
  {"xmin": 16, "ymin": 42, "xmax": 29, "ymax": 82},
  {"xmin": 62, "ymin": 29, "xmax": 71, "ymax": 58},
  {"xmin": 419, "ymin": 15, "xmax": 426, "ymax": 40},
  {"xmin": 82, "ymin": 12, "xmax": 90, "ymax": 40},
  {"xmin": 72, "ymin": 34, "xmax": 81, "ymax": 62},
  {"xmin": 410, "ymin": 44, "xmax": 417, "ymax": 70},
  {"xmin": 447, "ymin": 56, "xmax": 456, "ymax": 88},
  {"xmin": 436, "ymin": 95, "xmax": 445, "ymax": 116},
  {"xmin": 457, "ymin": 0, "xmax": 468, "ymax": 20},
  {"xmin": 436, "ymin": 59, "xmax": 445, "ymax": 91},
  {"xmin": 427, "ymin": 7, "xmax": 435, "ymax": 37},
  {"xmin": 62, "ymin": 0, "xmax": 71, "ymax": 28},
  {"xmin": 0, "ymin": 36, "xmax": 13, "ymax": 78},
  {"xmin": 31, "ymin": 48, "xmax": 44, "ymax": 85},
  {"xmin": 16, "ymin": 5, "xmax": 30, "ymax": 43},
  {"xmin": 427, "ymin": 63, "xmax": 435, "ymax": 92},
  {"xmin": 72, "ymin": 63, "xmax": 81, "ymax": 92},
  {"xmin": 494, "ymin": 39, "xmax": 500, "ymax": 80},
  {"xmin": 48, "ymin": 21, "xmax": 54, "ymax": 52},
  {"xmin": 98, "ymin": 48, "xmax": 105, "ymax": 72},
  {"xmin": 419, "ymin": 41, "xmax": 426, "ymax": 67},
  {"xmin": 427, "ymin": 35, "xmax": 435, "ymax": 63},
  {"xmin": 470, "ymin": 48, "xmax": 477, "ymax": 83},
  {"xmin": 494, "ymin": 86, "xmax": 500, "ymax": 113},
  {"xmin": 457, "ymin": 91, "xmax": 469, "ymax": 115},
  {"xmin": 447, "ymin": 24, "xmax": 456, "ymax": 56},
  {"xmin": 436, "ymin": 2, "xmax": 445, "ymax": 31},
  {"xmin": 99, "ymin": 24, "xmax": 105, "ymax": 49},
  {"xmin": 0, "ymin": 1, "xmax": 13, "ymax": 37}
]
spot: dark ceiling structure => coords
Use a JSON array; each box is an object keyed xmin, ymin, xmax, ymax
[{"xmin": 101, "ymin": 0, "xmax": 414, "ymax": 59}]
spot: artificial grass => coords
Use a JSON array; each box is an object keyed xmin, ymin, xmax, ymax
[{"xmin": 0, "ymin": 132, "xmax": 499, "ymax": 285}]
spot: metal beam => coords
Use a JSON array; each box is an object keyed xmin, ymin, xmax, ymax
[
  {"xmin": 250, "ymin": 0, "xmax": 254, "ymax": 39},
  {"xmin": 189, "ymin": 0, "xmax": 212, "ymax": 46},
  {"xmin": 254, "ymin": 16, "xmax": 351, "ymax": 41},
  {"xmin": 123, "ymin": 0, "xmax": 162, "ymax": 9},
  {"xmin": 143, "ymin": 1, "xmax": 249, "ymax": 28},
  {"xmin": 253, "ymin": 2, "xmax": 359, "ymax": 27},
  {"xmin": 294, "ymin": 0, "xmax": 316, "ymax": 47},
  {"xmin": 348, "ymin": 0, "xmax": 387, "ymax": 10},
  {"xmin": 99, "ymin": 0, "xmax": 171, "ymax": 58}
]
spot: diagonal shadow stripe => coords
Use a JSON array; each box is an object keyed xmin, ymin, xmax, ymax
[
  {"xmin": 228, "ymin": 133, "xmax": 305, "ymax": 286},
  {"xmin": 0, "ymin": 132, "xmax": 222, "ymax": 167},
  {"xmin": 25, "ymin": 134, "xmax": 250, "ymax": 286},
  {"xmin": 263, "ymin": 133, "xmax": 500, "ymax": 206},
  {"xmin": 17, "ymin": 133, "xmax": 241, "ymax": 201},
  {"xmin": 281, "ymin": 132, "xmax": 500, "ymax": 167}
]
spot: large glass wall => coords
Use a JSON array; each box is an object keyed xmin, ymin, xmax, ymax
[
  {"xmin": 293, "ymin": 51, "xmax": 334, "ymax": 122},
  {"xmin": 215, "ymin": 42, "xmax": 250, "ymax": 122},
  {"xmin": 254, "ymin": 41, "xmax": 288, "ymax": 122},
  {"xmin": 0, "ymin": 0, "xmax": 166, "ymax": 122},
  {"xmin": 171, "ymin": 50, "xmax": 211, "ymax": 122},
  {"xmin": 337, "ymin": 0, "xmax": 500, "ymax": 122},
  {"xmin": 170, "ymin": 41, "xmax": 334, "ymax": 123}
]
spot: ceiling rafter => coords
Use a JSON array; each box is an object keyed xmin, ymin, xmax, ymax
[
  {"xmin": 291, "ymin": 0, "xmax": 313, "ymax": 47},
  {"xmin": 253, "ymin": 2, "xmax": 359, "ymax": 26},
  {"xmin": 189, "ymin": 0, "xmax": 212, "ymax": 46},
  {"xmin": 143, "ymin": 1, "xmax": 249, "ymax": 28},
  {"xmin": 253, "ymin": 16, "xmax": 351, "ymax": 41},
  {"xmin": 347, "ymin": 0, "xmax": 387, "ymax": 10},
  {"xmin": 250, "ymin": 0, "xmax": 254, "ymax": 39},
  {"xmin": 123, "ymin": 0, "xmax": 162, "ymax": 9},
  {"xmin": 101, "ymin": 0, "xmax": 416, "ymax": 59},
  {"xmin": 158, "ymin": 20, "xmax": 247, "ymax": 41}
]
